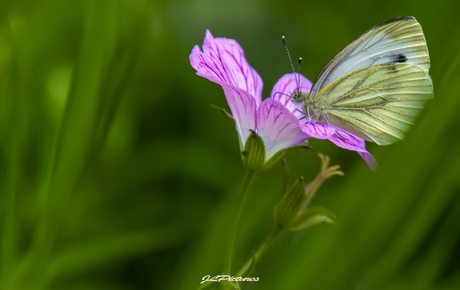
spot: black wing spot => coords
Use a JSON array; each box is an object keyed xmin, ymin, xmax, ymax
[{"xmin": 393, "ymin": 53, "xmax": 407, "ymax": 63}]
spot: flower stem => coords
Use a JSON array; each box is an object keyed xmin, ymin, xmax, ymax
[
  {"xmin": 224, "ymin": 169, "xmax": 256, "ymax": 275},
  {"xmin": 235, "ymin": 224, "xmax": 283, "ymax": 277},
  {"xmin": 0, "ymin": 144, "xmax": 18, "ymax": 289}
]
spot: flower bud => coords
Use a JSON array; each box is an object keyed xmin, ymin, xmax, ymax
[
  {"xmin": 274, "ymin": 176, "xmax": 306, "ymax": 229},
  {"xmin": 241, "ymin": 130, "xmax": 265, "ymax": 171},
  {"xmin": 273, "ymin": 154, "xmax": 342, "ymax": 231}
]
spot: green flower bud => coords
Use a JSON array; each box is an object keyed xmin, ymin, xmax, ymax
[
  {"xmin": 241, "ymin": 130, "xmax": 265, "ymax": 171},
  {"xmin": 273, "ymin": 154, "xmax": 343, "ymax": 231},
  {"xmin": 274, "ymin": 176, "xmax": 306, "ymax": 229},
  {"xmin": 210, "ymin": 104, "xmax": 313, "ymax": 171}
]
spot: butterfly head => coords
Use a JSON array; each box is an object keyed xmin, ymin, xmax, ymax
[
  {"xmin": 289, "ymin": 90, "xmax": 310, "ymax": 104},
  {"xmin": 282, "ymin": 37, "xmax": 309, "ymax": 105}
]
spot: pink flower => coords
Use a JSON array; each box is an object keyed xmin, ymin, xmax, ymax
[{"xmin": 190, "ymin": 30, "xmax": 377, "ymax": 170}]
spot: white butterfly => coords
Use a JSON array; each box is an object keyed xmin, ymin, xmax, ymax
[{"xmin": 292, "ymin": 16, "xmax": 433, "ymax": 145}]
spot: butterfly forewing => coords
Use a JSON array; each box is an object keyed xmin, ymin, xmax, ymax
[
  {"xmin": 310, "ymin": 17, "xmax": 430, "ymax": 99},
  {"xmin": 316, "ymin": 63, "xmax": 433, "ymax": 145}
]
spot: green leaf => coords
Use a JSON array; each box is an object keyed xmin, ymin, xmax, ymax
[
  {"xmin": 241, "ymin": 251, "xmax": 257, "ymax": 277},
  {"xmin": 288, "ymin": 206, "xmax": 336, "ymax": 231},
  {"xmin": 46, "ymin": 225, "xmax": 184, "ymax": 281}
]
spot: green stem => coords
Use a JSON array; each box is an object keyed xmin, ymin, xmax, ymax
[
  {"xmin": 235, "ymin": 224, "xmax": 283, "ymax": 277},
  {"xmin": 224, "ymin": 169, "xmax": 256, "ymax": 275},
  {"xmin": 0, "ymin": 144, "xmax": 18, "ymax": 289}
]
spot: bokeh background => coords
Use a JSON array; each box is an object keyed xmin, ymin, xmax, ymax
[{"xmin": 0, "ymin": 0, "xmax": 459, "ymax": 289}]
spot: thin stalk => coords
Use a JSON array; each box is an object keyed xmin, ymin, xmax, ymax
[
  {"xmin": 0, "ymin": 145, "xmax": 18, "ymax": 289},
  {"xmin": 224, "ymin": 169, "xmax": 256, "ymax": 275},
  {"xmin": 235, "ymin": 224, "xmax": 283, "ymax": 277}
]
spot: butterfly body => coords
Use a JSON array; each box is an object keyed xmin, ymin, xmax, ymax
[
  {"xmin": 290, "ymin": 90, "xmax": 310, "ymax": 104},
  {"xmin": 298, "ymin": 16, "xmax": 433, "ymax": 145}
]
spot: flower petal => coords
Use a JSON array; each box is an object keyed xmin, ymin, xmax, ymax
[
  {"xmin": 270, "ymin": 73, "xmax": 313, "ymax": 119},
  {"xmin": 358, "ymin": 152, "xmax": 378, "ymax": 171},
  {"xmin": 299, "ymin": 122, "xmax": 336, "ymax": 139},
  {"xmin": 300, "ymin": 122, "xmax": 378, "ymax": 170},
  {"xmin": 221, "ymin": 84, "xmax": 257, "ymax": 149},
  {"xmin": 328, "ymin": 130, "xmax": 378, "ymax": 170},
  {"xmin": 327, "ymin": 129, "xmax": 368, "ymax": 152},
  {"xmin": 190, "ymin": 30, "xmax": 263, "ymax": 106},
  {"xmin": 256, "ymin": 99, "xmax": 309, "ymax": 161}
]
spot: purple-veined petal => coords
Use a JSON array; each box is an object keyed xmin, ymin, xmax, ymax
[
  {"xmin": 221, "ymin": 83, "xmax": 257, "ymax": 148},
  {"xmin": 256, "ymin": 99, "xmax": 309, "ymax": 161},
  {"xmin": 300, "ymin": 122, "xmax": 378, "ymax": 170},
  {"xmin": 299, "ymin": 122, "xmax": 336, "ymax": 139},
  {"xmin": 328, "ymin": 129, "xmax": 378, "ymax": 171},
  {"xmin": 190, "ymin": 30, "xmax": 263, "ymax": 106},
  {"xmin": 270, "ymin": 73, "xmax": 313, "ymax": 119},
  {"xmin": 358, "ymin": 152, "xmax": 378, "ymax": 171},
  {"xmin": 327, "ymin": 129, "xmax": 367, "ymax": 152}
]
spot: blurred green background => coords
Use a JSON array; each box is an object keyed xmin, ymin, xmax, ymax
[{"xmin": 0, "ymin": 0, "xmax": 459, "ymax": 289}]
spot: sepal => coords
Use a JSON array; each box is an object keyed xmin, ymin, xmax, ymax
[
  {"xmin": 210, "ymin": 104, "xmax": 236, "ymax": 125},
  {"xmin": 241, "ymin": 130, "xmax": 265, "ymax": 171}
]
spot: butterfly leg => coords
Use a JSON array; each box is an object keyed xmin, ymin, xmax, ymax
[
  {"xmin": 312, "ymin": 114, "xmax": 326, "ymax": 125},
  {"xmin": 292, "ymin": 108, "xmax": 313, "ymax": 122},
  {"xmin": 292, "ymin": 108, "xmax": 307, "ymax": 116},
  {"xmin": 295, "ymin": 107, "xmax": 314, "ymax": 123},
  {"xmin": 273, "ymin": 91, "xmax": 291, "ymax": 99},
  {"xmin": 320, "ymin": 114, "xmax": 348, "ymax": 141},
  {"xmin": 334, "ymin": 131, "xmax": 348, "ymax": 141}
]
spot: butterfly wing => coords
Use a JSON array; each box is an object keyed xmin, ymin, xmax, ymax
[
  {"xmin": 310, "ymin": 17, "xmax": 430, "ymax": 99},
  {"xmin": 316, "ymin": 63, "xmax": 433, "ymax": 145}
]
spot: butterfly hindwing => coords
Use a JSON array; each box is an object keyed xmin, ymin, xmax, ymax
[
  {"xmin": 310, "ymin": 17, "xmax": 430, "ymax": 100},
  {"xmin": 316, "ymin": 63, "xmax": 433, "ymax": 145}
]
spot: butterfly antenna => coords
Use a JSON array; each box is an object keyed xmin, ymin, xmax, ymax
[
  {"xmin": 282, "ymin": 36, "xmax": 300, "ymax": 91},
  {"xmin": 297, "ymin": 57, "xmax": 302, "ymax": 90}
]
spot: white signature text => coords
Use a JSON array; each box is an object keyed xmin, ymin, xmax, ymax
[{"xmin": 201, "ymin": 274, "xmax": 260, "ymax": 284}]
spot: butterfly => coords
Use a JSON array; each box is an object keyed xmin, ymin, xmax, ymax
[{"xmin": 290, "ymin": 16, "xmax": 433, "ymax": 145}]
